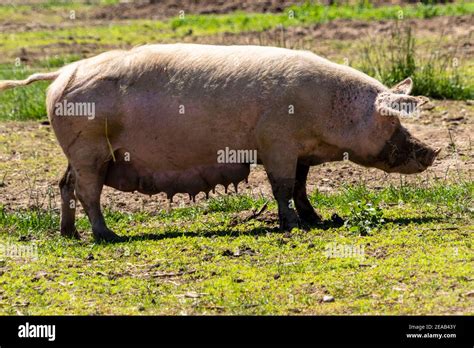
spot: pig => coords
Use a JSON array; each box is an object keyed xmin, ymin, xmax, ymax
[{"xmin": 0, "ymin": 44, "xmax": 440, "ymax": 241}]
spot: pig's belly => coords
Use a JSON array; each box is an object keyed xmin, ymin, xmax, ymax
[
  {"xmin": 103, "ymin": 92, "xmax": 259, "ymax": 199},
  {"xmin": 104, "ymin": 158, "xmax": 250, "ymax": 200}
]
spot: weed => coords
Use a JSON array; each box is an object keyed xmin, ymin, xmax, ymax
[{"xmin": 344, "ymin": 199, "xmax": 385, "ymax": 236}]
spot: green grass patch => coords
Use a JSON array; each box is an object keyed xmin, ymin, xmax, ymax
[
  {"xmin": 0, "ymin": 182, "xmax": 472, "ymax": 314},
  {"xmin": 0, "ymin": 54, "xmax": 82, "ymax": 121},
  {"xmin": 0, "ymin": 65, "xmax": 49, "ymax": 121},
  {"xmin": 310, "ymin": 181, "xmax": 473, "ymax": 216},
  {"xmin": 359, "ymin": 23, "xmax": 474, "ymax": 99}
]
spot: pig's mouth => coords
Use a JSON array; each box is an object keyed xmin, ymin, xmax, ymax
[
  {"xmin": 382, "ymin": 145, "xmax": 440, "ymax": 174},
  {"xmin": 415, "ymin": 146, "xmax": 441, "ymax": 170}
]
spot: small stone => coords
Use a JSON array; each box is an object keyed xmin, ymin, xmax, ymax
[{"xmin": 322, "ymin": 295, "xmax": 335, "ymax": 303}]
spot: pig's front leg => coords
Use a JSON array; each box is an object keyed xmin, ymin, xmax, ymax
[{"xmin": 294, "ymin": 163, "xmax": 322, "ymax": 227}]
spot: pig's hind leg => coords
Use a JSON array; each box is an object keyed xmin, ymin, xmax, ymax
[
  {"xmin": 258, "ymin": 146, "xmax": 299, "ymax": 232},
  {"xmin": 59, "ymin": 164, "xmax": 80, "ymax": 239},
  {"xmin": 68, "ymin": 148, "xmax": 122, "ymax": 242}
]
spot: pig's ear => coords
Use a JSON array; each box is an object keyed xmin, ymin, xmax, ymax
[
  {"xmin": 375, "ymin": 92, "xmax": 421, "ymax": 118},
  {"xmin": 390, "ymin": 77, "xmax": 413, "ymax": 95}
]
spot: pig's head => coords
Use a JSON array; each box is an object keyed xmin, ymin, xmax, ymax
[{"xmin": 360, "ymin": 78, "xmax": 440, "ymax": 174}]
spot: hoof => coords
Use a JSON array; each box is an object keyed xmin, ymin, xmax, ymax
[
  {"xmin": 279, "ymin": 221, "xmax": 299, "ymax": 232},
  {"xmin": 94, "ymin": 229, "xmax": 123, "ymax": 243},
  {"xmin": 330, "ymin": 213, "xmax": 345, "ymax": 227},
  {"xmin": 299, "ymin": 216, "xmax": 323, "ymax": 230},
  {"xmin": 60, "ymin": 227, "xmax": 81, "ymax": 240}
]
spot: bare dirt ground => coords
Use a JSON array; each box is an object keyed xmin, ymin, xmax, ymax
[
  {"xmin": 240, "ymin": 15, "xmax": 472, "ymax": 42},
  {"xmin": 0, "ymin": 100, "xmax": 472, "ymax": 215}
]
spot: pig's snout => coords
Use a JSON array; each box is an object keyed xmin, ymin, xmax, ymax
[
  {"xmin": 373, "ymin": 125, "xmax": 441, "ymax": 174},
  {"xmin": 417, "ymin": 147, "xmax": 441, "ymax": 170}
]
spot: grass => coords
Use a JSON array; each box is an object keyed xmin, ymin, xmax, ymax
[
  {"xmin": 359, "ymin": 22, "xmax": 473, "ymax": 100},
  {"xmin": 0, "ymin": 182, "xmax": 472, "ymax": 315},
  {"xmin": 0, "ymin": 54, "xmax": 81, "ymax": 121},
  {"xmin": 167, "ymin": 2, "xmax": 473, "ymax": 35},
  {"xmin": 0, "ymin": 65, "xmax": 49, "ymax": 121}
]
